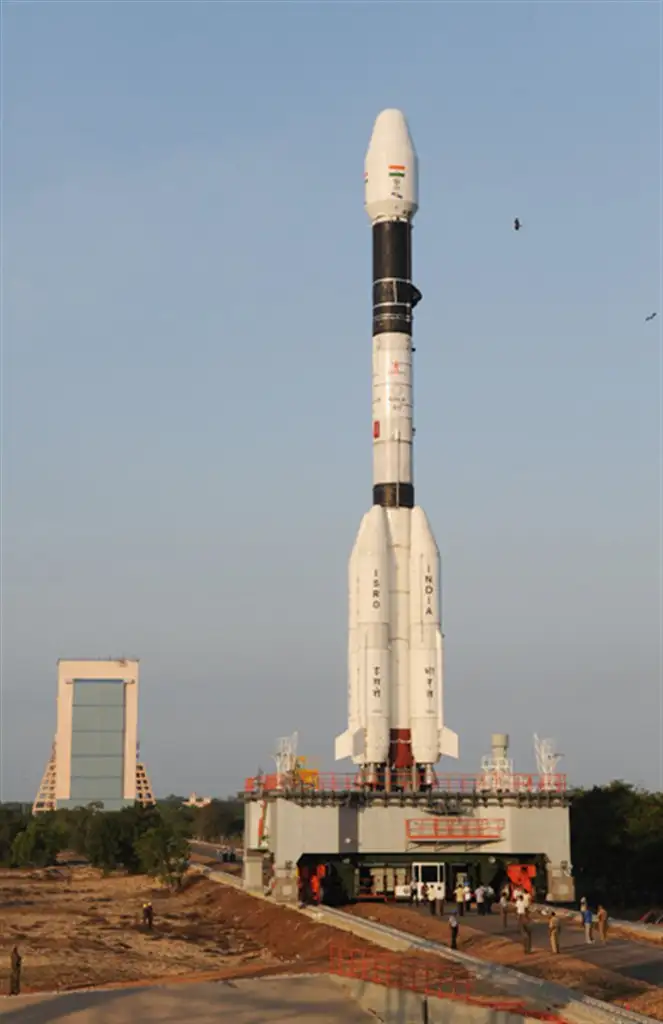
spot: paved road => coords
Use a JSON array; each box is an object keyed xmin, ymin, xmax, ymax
[
  {"xmin": 190, "ymin": 841, "xmax": 241, "ymax": 864},
  {"xmin": 405, "ymin": 904, "xmax": 663, "ymax": 986},
  {"xmin": 0, "ymin": 975, "xmax": 373, "ymax": 1023}
]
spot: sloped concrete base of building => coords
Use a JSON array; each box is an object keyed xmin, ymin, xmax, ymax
[{"xmin": 331, "ymin": 976, "xmax": 549, "ymax": 1024}]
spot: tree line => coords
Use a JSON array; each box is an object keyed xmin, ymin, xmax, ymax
[
  {"xmin": 0, "ymin": 797, "xmax": 244, "ymax": 890},
  {"xmin": 570, "ymin": 781, "xmax": 663, "ymax": 911}
]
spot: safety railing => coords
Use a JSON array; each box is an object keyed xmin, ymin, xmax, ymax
[
  {"xmin": 327, "ymin": 946, "xmax": 564, "ymax": 1020},
  {"xmin": 244, "ymin": 771, "xmax": 567, "ymax": 794},
  {"xmin": 406, "ymin": 817, "xmax": 506, "ymax": 842},
  {"xmin": 328, "ymin": 944, "xmax": 470, "ymax": 998}
]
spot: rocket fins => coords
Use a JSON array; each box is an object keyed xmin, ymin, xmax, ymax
[
  {"xmin": 335, "ymin": 728, "xmax": 365, "ymax": 761},
  {"xmin": 439, "ymin": 726, "xmax": 459, "ymax": 759}
]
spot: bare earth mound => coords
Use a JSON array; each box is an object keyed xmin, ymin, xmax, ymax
[{"xmin": 0, "ymin": 869, "xmax": 470, "ymax": 997}]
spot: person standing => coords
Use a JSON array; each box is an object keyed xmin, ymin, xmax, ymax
[
  {"xmin": 521, "ymin": 913, "xmax": 532, "ymax": 954},
  {"xmin": 597, "ymin": 905, "xmax": 609, "ymax": 943},
  {"xmin": 475, "ymin": 884, "xmax": 486, "ymax": 916},
  {"xmin": 9, "ymin": 946, "xmax": 22, "ymax": 996},
  {"xmin": 449, "ymin": 911, "xmax": 459, "ymax": 950},
  {"xmin": 409, "ymin": 878, "xmax": 417, "ymax": 904},
  {"xmin": 428, "ymin": 885, "xmax": 437, "ymax": 915},
  {"xmin": 464, "ymin": 883, "xmax": 472, "ymax": 913},
  {"xmin": 499, "ymin": 891, "xmax": 509, "ymax": 930},
  {"xmin": 454, "ymin": 881, "xmax": 465, "ymax": 917},
  {"xmin": 142, "ymin": 901, "xmax": 154, "ymax": 930},
  {"xmin": 582, "ymin": 905, "xmax": 594, "ymax": 944},
  {"xmin": 548, "ymin": 912, "xmax": 561, "ymax": 954}
]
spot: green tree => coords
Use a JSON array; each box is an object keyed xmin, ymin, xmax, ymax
[
  {"xmin": 136, "ymin": 820, "xmax": 189, "ymax": 890},
  {"xmin": 114, "ymin": 804, "xmax": 163, "ymax": 873},
  {"xmin": 84, "ymin": 811, "xmax": 123, "ymax": 874},
  {"xmin": 0, "ymin": 807, "xmax": 31, "ymax": 866},
  {"xmin": 194, "ymin": 799, "xmax": 244, "ymax": 841},
  {"xmin": 11, "ymin": 815, "xmax": 67, "ymax": 867},
  {"xmin": 570, "ymin": 782, "xmax": 663, "ymax": 909}
]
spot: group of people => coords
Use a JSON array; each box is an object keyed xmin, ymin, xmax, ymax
[
  {"xmin": 407, "ymin": 877, "xmax": 611, "ymax": 958},
  {"xmin": 453, "ymin": 881, "xmax": 496, "ymax": 916},
  {"xmin": 516, "ymin": 892, "xmax": 610, "ymax": 955},
  {"xmin": 580, "ymin": 897, "xmax": 609, "ymax": 945}
]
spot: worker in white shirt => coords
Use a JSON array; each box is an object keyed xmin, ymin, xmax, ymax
[{"xmin": 475, "ymin": 885, "xmax": 486, "ymax": 916}]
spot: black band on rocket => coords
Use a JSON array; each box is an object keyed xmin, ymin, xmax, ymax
[
  {"xmin": 372, "ymin": 221, "xmax": 421, "ymax": 336},
  {"xmin": 373, "ymin": 483, "xmax": 415, "ymax": 509}
]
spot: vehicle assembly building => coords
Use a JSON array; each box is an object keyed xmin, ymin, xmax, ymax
[
  {"xmin": 33, "ymin": 658, "xmax": 154, "ymax": 813},
  {"xmin": 242, "ymin": 109, "xmax": 576, "ymax": 906}
]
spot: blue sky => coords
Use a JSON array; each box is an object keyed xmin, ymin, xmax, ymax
[{"xmin": 2, "ymin": 1, "xmax": 661, "ymax": 800}]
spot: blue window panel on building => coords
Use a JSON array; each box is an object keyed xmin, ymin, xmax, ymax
[
  {"xmin": 58, "ymin": 798, "xmax": 132, "ymax": 811},
  {"xmin": 70, "ymin": 756, "xmax": 124, "ymax": 780},
  {"xmin": 72, "ymin": 706, "xmax": 125, "ymax": 733},
  {"xmin": 60, "ymin": 798, "xmax": 132, "ymax": 811},
  {"xmin": 70, "ymin": 680, "xmax": 126, "ymax": 807},
  {"xmin": 73, "ymin": 680, "xmax": 126, "ymax": 707},
  {"xmin": 69, "ymin": 776, "xmax": 124, "ymax": 801},
  {"xmin": 71, "ymin": 731, "xmax": 122, "ymax": 757}
]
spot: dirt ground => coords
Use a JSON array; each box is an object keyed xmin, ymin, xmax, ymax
[
  {"xmin": 345, "ymin": 903, "xmax": 663, "ymax": 1020},
  {"xmin": 0, "ymin": 868, "xmax": 472, "ymax": 999}
]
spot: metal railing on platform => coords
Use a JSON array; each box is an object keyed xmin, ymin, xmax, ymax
[
  {"xmin": 406, "ymin": 817, "xmax": 506, "ymax": 842},
  {"xmin": 244, "ymin": 771, "xmax": 567, "ymax": 794}
]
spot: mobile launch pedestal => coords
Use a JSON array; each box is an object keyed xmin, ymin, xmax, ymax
[
  {"xmin": 242, "ymin": 110, "xmax": 575, "ymax": 906},
  {"xmin": 242, "ymin": 733, "xmax": 574, "ymax": 905}
]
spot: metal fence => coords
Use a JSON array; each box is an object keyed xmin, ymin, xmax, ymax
[
  {"xmin": 244, "ymin": 771, "xmax": 567, "ymax": 794},
  {"xmin": 327, "ymin": 945, "xmax": 566, "ymax": 1021}
]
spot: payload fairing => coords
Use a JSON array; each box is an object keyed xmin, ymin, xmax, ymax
[{"xmin": 335, "ymin": 109, "xmax": 458, "ymax": 788}]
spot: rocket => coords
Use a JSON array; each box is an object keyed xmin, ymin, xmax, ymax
[{"xmin": 335, "ymin": 109, "xmax": 459, "ymax": 789}]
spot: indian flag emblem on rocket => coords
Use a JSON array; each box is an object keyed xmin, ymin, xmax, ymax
[{"xmin": 388, "ymin": 164, "xmax": 406, "ymax": 178}]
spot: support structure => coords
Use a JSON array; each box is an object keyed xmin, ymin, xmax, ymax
[{"xmin": 33, "ymin": 741, "xmax": 155, "ymax": 814}]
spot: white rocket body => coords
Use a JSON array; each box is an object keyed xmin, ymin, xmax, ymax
[{"xmin": 335, "ymin": 110, "xmax": 458, "ymax": 785}]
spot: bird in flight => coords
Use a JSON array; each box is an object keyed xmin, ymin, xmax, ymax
[
  {"xmin": 644, "ymin": 312, "xmax": 657, "ymax": 322},
  {"xmin": 514, "ymin": 218, "xmax": 522, "ymax": 231}
]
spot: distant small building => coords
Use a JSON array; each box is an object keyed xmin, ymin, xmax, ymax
[
  {"xmin": 183, "ymin": 793, "xmax": 212, "ymax": 808},
  {"xmin": 33, "ymin": 658, "xmax": 154, "ymax": 814}
]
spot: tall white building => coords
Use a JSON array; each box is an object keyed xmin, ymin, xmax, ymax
[{"xmin": 33, "ymin": 658, "xmax": 154, "ymax": 813}]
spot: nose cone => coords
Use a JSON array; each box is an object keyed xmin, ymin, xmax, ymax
[
  {"xmin": 365, "ymin": 108, "xmax": 419, "ymax": 223},
  {"xmin": 368, "ymin": 108, "xmax": 415, "ymax": 152}
]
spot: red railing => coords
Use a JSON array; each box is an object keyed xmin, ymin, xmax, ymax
[
  {"xmin": 406, "ymin": 817, "xmax": 506, "ymax": 842},
  {"xmin": 244, "ymin": 772, "xmax": 567, "ymax": 794},
  {"xmin": 327, "ymin": 946, "xmax": 564, "ymax": 1020},
  {"xmin": 328, "ymin": 945, "xmax": 469, "ymax": 998}
]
